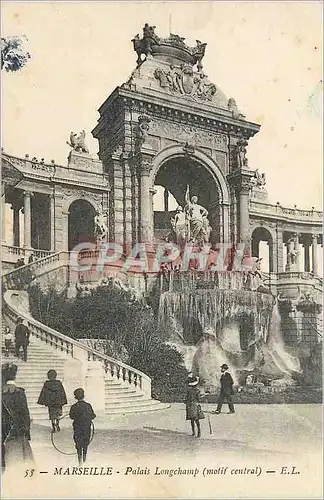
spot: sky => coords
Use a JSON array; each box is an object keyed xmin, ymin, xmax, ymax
[{"xmin": 1, "ymin": 1, "xmax": 323, "ymax": 209}]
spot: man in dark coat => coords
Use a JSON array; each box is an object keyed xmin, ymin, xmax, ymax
[
  {"xmin": 2, "ymin": 363, "xmax": 33, "ymax": 472},
  {"xmin": 214, "ymin": 364, "xmax": 235, "ymax": 414},
  {"xmin": 14, "ymin": 318, "xmax": 30, "ymax": 362},
  {"xmin": 69, "ymin": 388, "xmax": 96, "ymax": 465}
]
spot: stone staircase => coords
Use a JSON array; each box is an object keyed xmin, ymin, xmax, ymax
[
  {"xmin": 1, "ymin": 330, "xmax": 167, "ymax": 418},
  {"xmin": 104, "ymin": 378, "xmax": 164, "ymax": 414},
  {"xmin": 1, "ymin": 253, "xmax": 170, "ymax": 418},
  {"xmin": 1, "ymin": 326, "xmax": 67, "ymax": 420}
]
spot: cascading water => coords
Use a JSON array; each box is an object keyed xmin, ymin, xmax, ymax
[
  {"xmin": 262, "ymin": 301, "xmax": 300, "ymax": 374},
  {"xmin": 158, "ymin": 274, "xmax": 300, "ymax": 386}
]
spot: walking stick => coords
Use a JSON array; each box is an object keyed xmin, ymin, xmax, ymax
[{"xmin": 202, "ymin": 393, "xmax": 213, "ymax": 435}]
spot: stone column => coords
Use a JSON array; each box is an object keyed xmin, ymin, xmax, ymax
[
  {"xmin": 275, "ymin": 226, "xmax": 284, "ymax": 273},
  {"xmin": 111, "ymin": 149, "xmax": 124, "ymax": 244},
  {"xmin": 12, "ymin": 204, "xmax": 20, "ymax": 247},
  {"xmin": 150, "ymin": 188, "xmax": 157, "ymax": 239},
  {"xmin": 2, "ymin": 196, "xmax": 6, "ymax": 243},
  {"xmin": 23, "ymin": 191, "xmax": 32, "ymax": 248},
  {"xmin": 304, "ymin": 238, "xmax": 310, "ymax": 272},
  {"xmin": 140, "ymin": 161, "xmax": 152, "ymax": 243},
  {"xmin": 312, "ymin": 234, "xmax": 318, "ymax": 275},
  {"xmin": 222, "ymin": 202, "xmax": 230, "ymax": 245},
  {"xmin": 227, "ymin": 169, "xmax": 254, "ymax": 247},
  {"xmin": 164, "ymin": 189, "xmax": 169, "ymax": 213},
  {"xmin": 294, "ymin": 233, "xmax": 300, "ymax": 271},
  {"xmin": 239, "ymin": 186, "xmax": 250, "ymax": 244},
  {"xmin": 50, "ymin": 193, "xmax": 55, "ymax": 251}
]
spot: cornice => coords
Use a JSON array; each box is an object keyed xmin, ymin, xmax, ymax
[{"xmin": 93, "ymin": 87, "xmax": 260, "ymax": 139}]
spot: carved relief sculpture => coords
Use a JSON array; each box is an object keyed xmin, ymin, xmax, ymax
[
  {"xmin": 154, "ymin": 64, "xmax": 217, "ymax": 101},
  {"xmin": 136, "ymin": 115, "xmax": 151, "ymax": 147},
  {"xmin": 94, "ymin": 210, "xmax": 108, "ymax": 242},
  {"xmin": 235, "ymin": 138, "xmax": 249, "ymax": 168}
]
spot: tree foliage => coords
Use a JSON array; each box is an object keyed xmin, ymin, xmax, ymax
[
  {"xmin": 29, "ymin": 283, "xmax": 188, "ymax": 401},
  {"xmin": 1, "ymin": 36, "xmax": 31, "ymax": 72}
]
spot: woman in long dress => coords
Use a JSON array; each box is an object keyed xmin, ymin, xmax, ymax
[
  {"xmin": 185, "ymin": 375, "xmax": 204, "ymax": 438},
  {"xmin": 2, "ymin": 363, "xmax": 34, "ymax": 472}
]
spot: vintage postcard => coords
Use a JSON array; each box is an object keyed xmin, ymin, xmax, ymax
[{"xmin": 1, "ymin": 1, "xmax": 323, "ymax": 499}]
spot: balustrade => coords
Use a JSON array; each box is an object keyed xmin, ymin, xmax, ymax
[{"xmin": 249, "ymin": 201, "xmax": 322, "ymax": 222}]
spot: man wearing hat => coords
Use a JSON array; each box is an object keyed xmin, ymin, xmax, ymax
[
  {"xmin": 214, "ymin": 364, "xmax": 235, "ymax": 414},
  {"xmin": 2, "ymin": 363, "xmax": 33, "ymax": 472},
  {"xmin": 14, "ymin": 318, "xmax": 30, "ymax": 362}
]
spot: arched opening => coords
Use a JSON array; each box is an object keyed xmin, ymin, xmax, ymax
[
  {"xmin": 251, "ymin": 227, "xmax": 273, "ymax": 273},
  {"xmin": 152, "ymin": 156, "xmax": 221, "ymax": 245},
  {"xmin": 68, "ymin": 199, "xmax": 96, "ymax": 250}
]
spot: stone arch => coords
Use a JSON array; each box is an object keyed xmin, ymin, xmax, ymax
[
  {"xmin": 149, "ymin": 145, "xmax": 229, "ymax": 203},
  {"xmin": 149, "ymin": 145, "xmax": 230, "ymax": 244},
  {"xmin": 67, "ymin": 198, "xmax": 97, "ymax": 250},
  {"xmin": 63, "ymin": 194, "xmax": 101, "ymax": 215},
  {"xmin": 251, "ymin": 226, "xmax": 274, "ymax": 273}
]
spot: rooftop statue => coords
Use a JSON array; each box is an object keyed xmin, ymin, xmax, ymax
[
  {"xmin": 66, "ymin": 130, "xmax": 89, "ymax": 154},
  {"xmin": 251, "ymin": 169, "xmax": 266, "ymax": 189},
  {"xmin": 132, "ymin": 23, "xmax": 207, "ymax": 68}
]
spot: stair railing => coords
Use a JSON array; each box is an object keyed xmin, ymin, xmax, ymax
[
  {"xmin": 2, "ymin": 251, "xmax": 152, "ymax": 395},
  {"xmin": 304, "ymin": 319, "xmax": 323, "ymax": 339}
]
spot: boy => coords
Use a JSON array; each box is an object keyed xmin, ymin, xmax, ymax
[
  {"xmin": 37, "ymin": 369, "xmax": 67, "ymax": 432},
  {"xmin": 4, "ymin": 327, "xmax": 13, "ymax": 357},
  {"xmin": 69, "ymin": 388, "xmax": 96, "ymax": 465}
]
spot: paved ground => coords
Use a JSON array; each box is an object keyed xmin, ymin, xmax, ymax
[{"xmin": 2, "ymin": 404, "xmax": 323, "ymax": 499}]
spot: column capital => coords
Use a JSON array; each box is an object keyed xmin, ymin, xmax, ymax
[
  {"xmin": 10, "ymin": 200, "xmax": 22, "ymax": 211},
  {"xmin": 227, "ymin": 168, "xmax": 254, "ymax": 194},
  {"xmin": 140, "ymin": 160, "xmax": 152, "ymax": 176},
  {"xmin": 312, "ymin": 233, "xmax": 319, "ymax": 242},
  {"xmin": 23, "ymin": 190, "xmax": 34, "ymax": 197}
]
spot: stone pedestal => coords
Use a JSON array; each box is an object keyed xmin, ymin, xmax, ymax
[
  {"xmin": 85, "ymin": 360, "xmax": 106, "ymax": 415},
  {"xmin": 63, "ymin": 357, "xmax": 85, "ymax": 405}
]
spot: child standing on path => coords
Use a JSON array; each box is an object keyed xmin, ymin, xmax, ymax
[
  {"xmin": 4, "ymin": 327, "xmax": 13, "ymax": 357},
  {"xmin": 37, "ymin": 370, "xmax": 67, "ymax": 432},
  {"xmin": 69, "ymin": 388, "xmax": 96, "ymax": 465}
]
